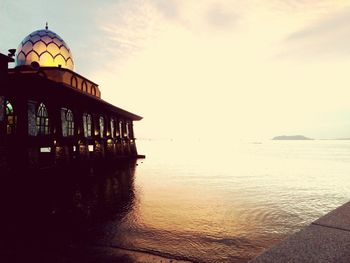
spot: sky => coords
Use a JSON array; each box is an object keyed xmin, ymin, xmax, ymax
[{"xmin": 1, "ymin": 0, "xmax": 350, "ymax": 140}]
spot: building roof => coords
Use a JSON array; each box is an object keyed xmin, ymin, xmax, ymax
[
  {"xmin": 4, "ymin": 27, "xmax": 142, "ymax": 122},
  {"xmin": 6, "ymin": 70, "xmax": 143, "ymax": 121},
  {"xmin": 9, "ymin": 66, "xmax": 102, "ymax": 98},
  {"xmin": 0, "ymin": 53, "xmax": 14, "ymax": 63},
  {"xmin": 16, "ymin": 28, "xmax": 74, "ymax": 70}
]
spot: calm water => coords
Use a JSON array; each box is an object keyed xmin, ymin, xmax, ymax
[
  {"xmin": 113, "ymin": 139, "xmax": 350, "ymax": 262},
  {"xmin": 1, "ymin": 140, "xmax": 350, "ymax": 262}
]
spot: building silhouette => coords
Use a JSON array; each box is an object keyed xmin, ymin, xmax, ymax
[{"xmin": 0, "ymin": 26, "xmax": 143, "ymax": 170}]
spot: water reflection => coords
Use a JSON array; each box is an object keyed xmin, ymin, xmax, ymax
[
  {"xmin": 0, "ymin": 161, "xmax": 137, "ymax": 262},
  {"xmin": 3, "ymin": 140, "xmax": 350, "ymax": 262}
]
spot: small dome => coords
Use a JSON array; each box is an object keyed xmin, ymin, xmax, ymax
[{"xmin": 16, "ymin": 27, "xmax": 74, "ymax": 70}]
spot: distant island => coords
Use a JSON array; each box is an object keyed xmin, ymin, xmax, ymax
[{"xmin": 272, "ymin": 135, "xmax": 313, "ymax": 140}]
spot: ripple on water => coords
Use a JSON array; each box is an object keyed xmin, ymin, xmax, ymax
[{"xmin": 92, "ymin": 140, "xmax": 350, "ymax": 262}]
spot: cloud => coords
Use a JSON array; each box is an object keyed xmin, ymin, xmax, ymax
[
  {"xmin": 260, "ymin": 0, "xmax": 346, "ymax": 15},
  {"xmin": 205, "ymin": 3, "xmax": 239, "ymax": 30},
  {"xmin": 280, "ymin": 7, "xmax": 350, "ymax": 60},
  {"xmin": 91, "ymin": 0, "xmax": 164, "ymax": 73},
  {"xmin": 4, "ymin": 0, "xmax": 350, "ymax": 139},
  {"xmin": 92, "ymin": 0, "xmax": 242, "ymax": 74},
  {"xmin": 288, "ymin": 8, "xmax": 350, "ymax": 41},
  {"xmin": 151, "ymin": 0, "xmax": 179, "ymax": 19},
  {"xmin": 150, "ymin": 0, "xmax": 241, "ymax": 34}
]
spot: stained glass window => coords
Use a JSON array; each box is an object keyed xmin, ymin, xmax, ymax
[
  {"xmin": 126, "ymin": 122, "xmax": 130, "ymax": 139},
  {"xmin": 99, "ymin": 116, "xmax": 104, "ymax": 138},
  {"xmin": 62, "ymin": 108, "xmax": 74, "ymax": 137},
  {"xmin": 66, "ymin": 110, "xmax": 74, "ymax": 136},
  {"xmin": 36, "ymin": 102, "xmax": 49, "ymax": 135},
  {"xmin": 119, "ymin": 120, "xmax": 123, "ymax": 138},
  {"xmin": 110, "ymin": 118, "xmax": 115, "ymax": 138},
  {"xmin": 83, "ymin": 113, "xmax": 92, "ymax": 138},
  {"xmin": 5, "ymin": 100, "xmax": 16, "ymax": 135}
]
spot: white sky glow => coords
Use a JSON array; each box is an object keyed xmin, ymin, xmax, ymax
[{"xmin": 2, "ymin": 0, "xmax": 350, "ymax": 140}]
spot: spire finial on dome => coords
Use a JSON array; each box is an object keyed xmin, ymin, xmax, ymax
[{"xmin": 45, "ymin": 22, "xmax": 48, "ymax": 30}]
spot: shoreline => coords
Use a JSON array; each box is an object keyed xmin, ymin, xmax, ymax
[
  {"xmin": 250, "ymin": 200, "xmax": 350, "ymax": 262},
  {"xmin": 65, "ymin": 245, "xmax": 193, "ymax": 263}
]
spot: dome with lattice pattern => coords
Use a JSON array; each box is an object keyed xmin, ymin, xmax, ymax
[{"xmin": 16, "ymin": 27, "xmax": 74, "ymax": 70}]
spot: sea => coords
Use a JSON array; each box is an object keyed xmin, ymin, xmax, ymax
[
  {"xmin": 116, "ymin": 139, "xmax": 350, "ymax": 262},
  {"xmin": 1, "ymin": 139, "xmax": 350, "ymax": 263}
]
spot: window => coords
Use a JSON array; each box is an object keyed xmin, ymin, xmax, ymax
[
  {"xmin": 91, "ymin": 85, "xmax": 96, "ymax": 96},
  {"xmin": 71, "ymin": 76, "xmax": 78, "ymax": 88},
  {"xmin": 36, "ymin": 102, "xmax": 49, "ymax": 135},
  {"xmin": 118, "ymin": 120, "xmax": 123, "ymax": 138},
  {"xmin": 110, "ymin": 118, "xmax": 115, "ymax": 138},
  {"xmin": 115, "ymin": 119, "xmax": 120, "ymax": 137},
  {"xmin": 61, "ymin": 108, "xmax": 74, "ymax": 137},
  {"xmin": 126, "ymin": 122, "xmax": 130, "ymax": 139},
  {"xmin": 88, "ymin": 145, "xmax": 94, "ymax": 152},
  {"xmin": 66, "ymin": 109, "xmax": 74, "ymax": 136},
  {"xmin": 83, "ymin": 113, "xmax": 92, "ymax": 137},
  {"xmin": 99, "ymin": 116, "xmax": 104, "ymax": 138},
  {"xmin": 40, "ymin": 147, "xmax": 51, "ymax": 153},
  {"xmin": 5, "ymin": 100, "xmax": 17, "ymax": 135},
  {"xmin": 82, "ymin": 81, "xmax": 88, "ymax": 92}
]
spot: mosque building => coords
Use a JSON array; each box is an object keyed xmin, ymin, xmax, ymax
[{"xmin": 0, "ymin": 25, "xmax": 143, "ymax": 169}]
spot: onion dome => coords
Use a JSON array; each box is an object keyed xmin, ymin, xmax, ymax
[{"xmin": 15, "ymin": 24, "xmax": 74, "ymax": 70}]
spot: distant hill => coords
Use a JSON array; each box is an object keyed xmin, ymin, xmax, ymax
[{"xmin": 272, "ymin": 135, "xmax": 313, "ymax": 140}]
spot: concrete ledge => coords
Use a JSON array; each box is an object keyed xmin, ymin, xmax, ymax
[
  {"xmin": 314, "ymin": 201, "xmax": 350, "ymax": 231},
  {"xmin": 250, "ymin": 201, "xmax": 350, "ymax": 263}
]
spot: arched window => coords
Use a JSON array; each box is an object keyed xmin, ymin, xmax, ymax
[
  {"xmin": 126, "ymin": 122, "xmax": 130, "ymax": 139},
  {"xmin": 61, "ymin": 108, "xmax": 74, "ymax": 137},
  {"xmin": 83, "ymin": 113, "xmax": 92, "ymax": 138},
  {"xmin": 99, "ymin": 116, "xmax": 104, "ymax": 138},
  {"xmin": 91, "ymin": 85, "xmax": 96, "ymax": 96},
  {"xmin": 110, "ymin": 118, "xmax": 115, "ymax": 138},
  {"xmin": 66, "ymin": 110, "xmax": 74, "ymax": 136},
  {"xmin": 82, "ymin": 81, "xmax": 88, "ymax": 92},
  {"xmin": 70, "ymin": 76, "xmax": 78, "ymax": 88},
  {"xmin": 36, "ymin": 102, "xmax": 49, "ymax": 135},
  {"xmin": 5, "ymin": 100, "xmax": 16, "ymax": 135},
  {"xmin": 119, "ymin": 120, "xmax": 123, "ymax": 138},
  {"xmin": 115, "ymin": 119, "xmax": 120, "ymax": 137}
]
